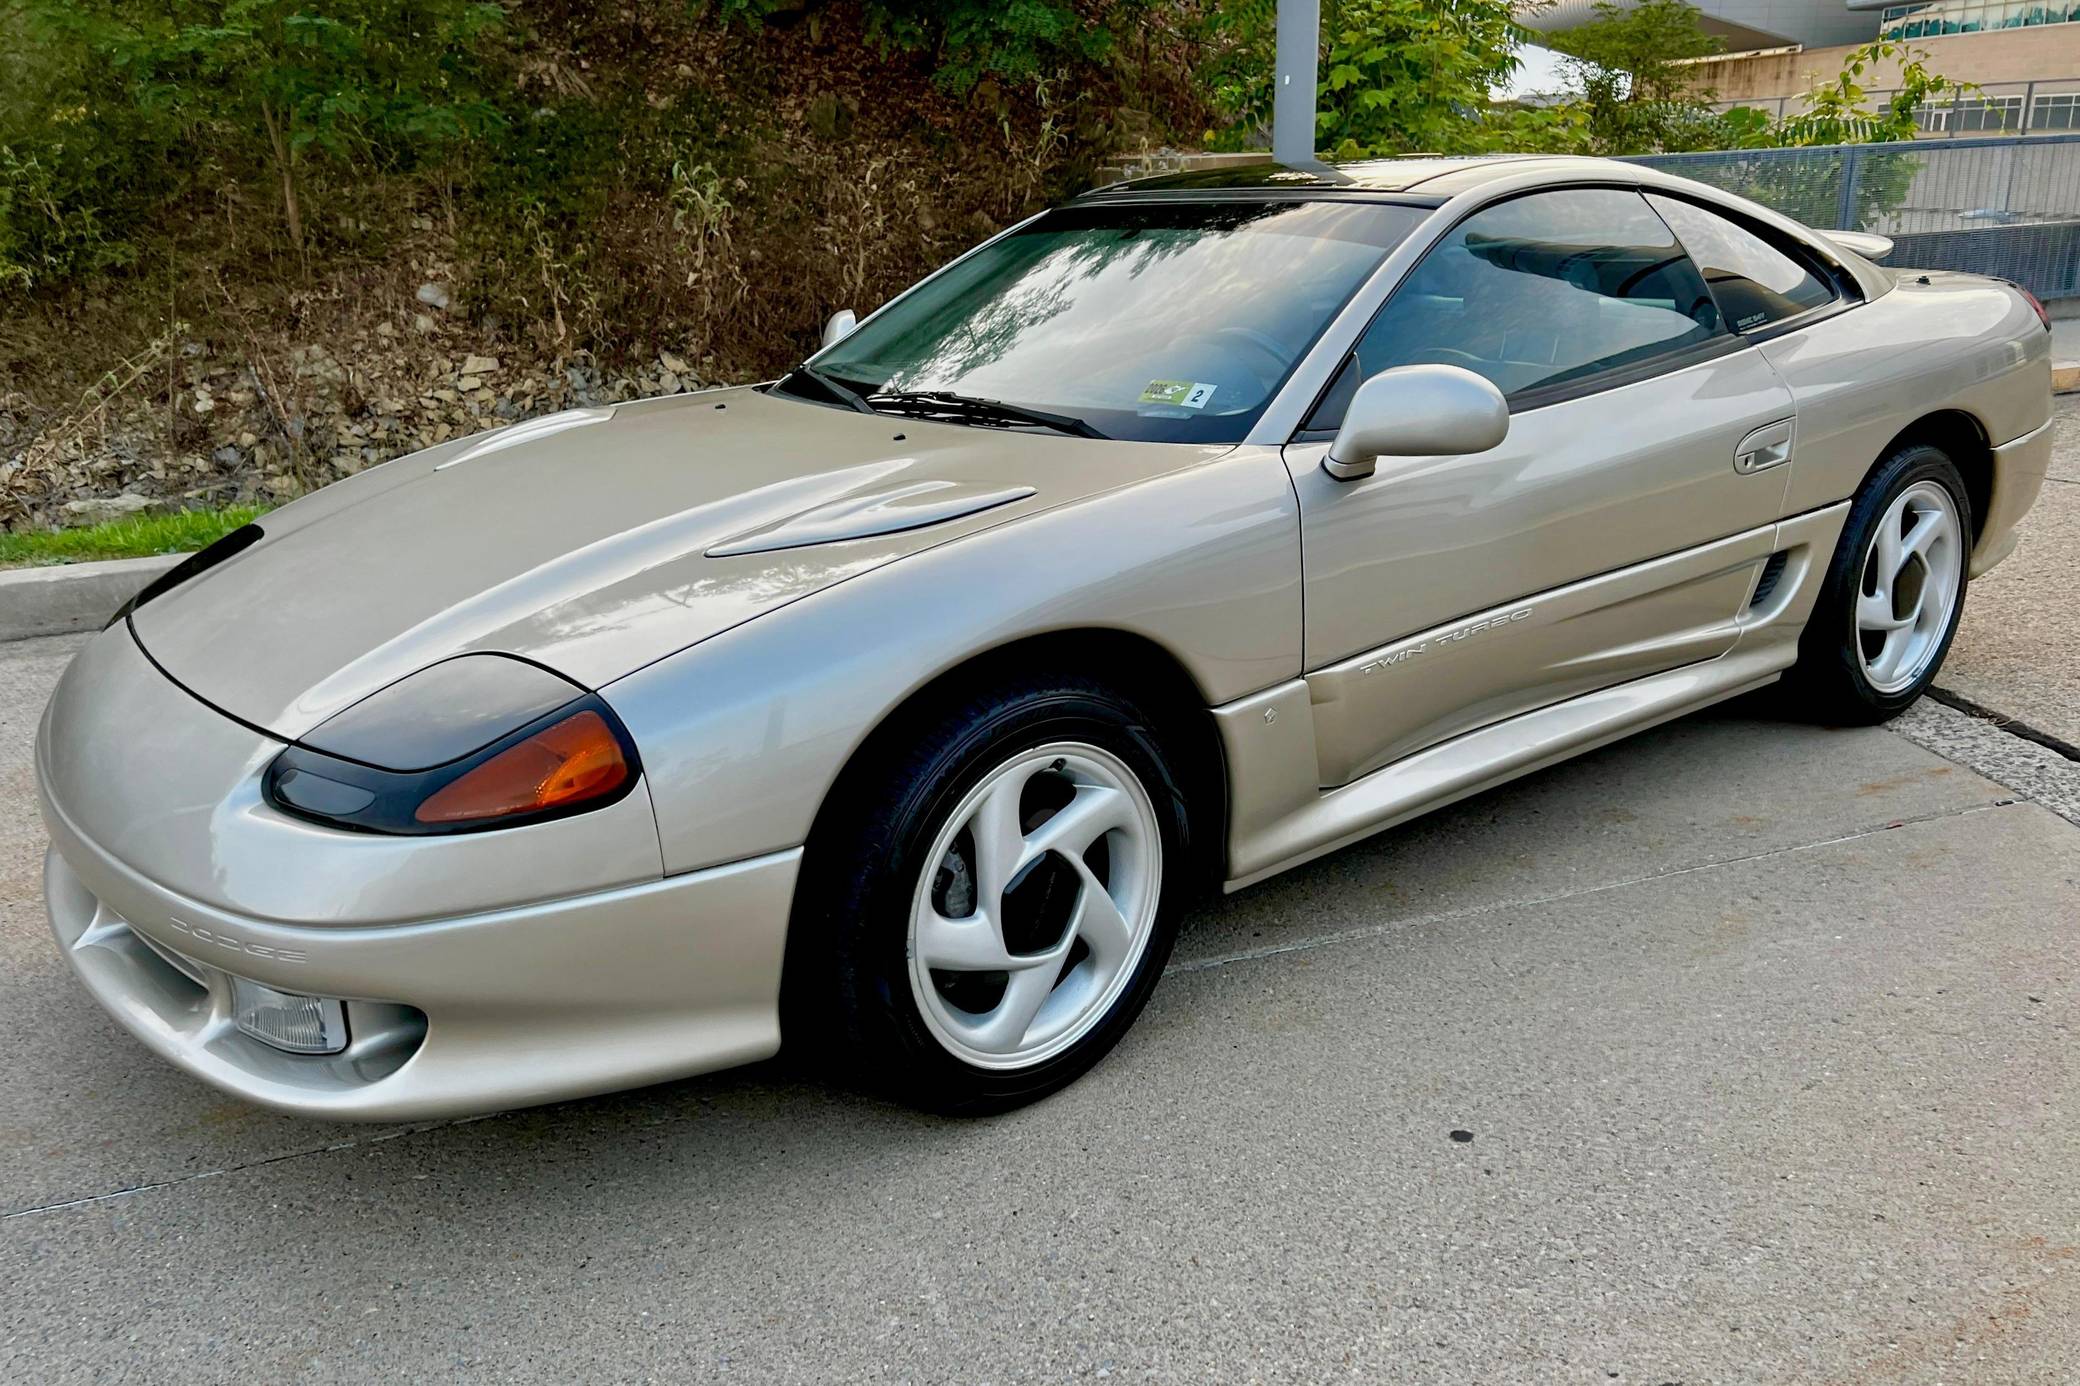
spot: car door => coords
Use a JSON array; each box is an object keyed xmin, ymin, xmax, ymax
[
  {"xmin": 1282, "ymin": 186, "xmax": 1800, "ymax": 786},
  {"xmin": 1638, "ymin": 190, "xmax": 1876, "ymax": 529}
]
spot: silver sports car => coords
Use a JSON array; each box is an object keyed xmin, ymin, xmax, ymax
[{"xmin": 37, "ymin": 156, "xmax": 2052, "ymax": 1119}]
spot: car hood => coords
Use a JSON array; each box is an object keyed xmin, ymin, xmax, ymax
[{"xmin": 130, "ymin": 387, "xmax": 1222, "ymax": 739}]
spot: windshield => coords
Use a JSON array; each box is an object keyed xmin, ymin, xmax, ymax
[{"xmin": 793, "ymin": 199, "xmax": 1429, "ymax": 443}]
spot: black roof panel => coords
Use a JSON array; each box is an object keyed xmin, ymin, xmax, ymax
[{"xmin": 1084, "ymin": 155, "xmax": 1641, "ymax": 198}]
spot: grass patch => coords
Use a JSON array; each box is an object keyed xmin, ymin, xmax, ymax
[{"xmin": 0, "ymin": 505, "xmax": 268, "ymax": 568}]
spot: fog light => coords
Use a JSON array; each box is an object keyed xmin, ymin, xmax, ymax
[{"xmin": 231, "ymin": 977, "xmax": 348, "ymax": 1054}]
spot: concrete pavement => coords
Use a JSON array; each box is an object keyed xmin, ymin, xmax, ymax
[
  {"xmin": 1940, "ymin": 394, "xmax": 2080, "ymax": 751},
  {"xmin": 2048, "ymin": 316, "xmax": 2080, "ymax": 390},
  {"xmin": 4, "ymin": 629, "xmax": 2078, "ymax": 1382}
]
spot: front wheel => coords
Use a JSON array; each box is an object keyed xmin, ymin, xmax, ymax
[
  {"xmin": 1786, "ymin": 443, "xmax": 1972, "ymax": 724},
  {"xmin": 792, "ymin": 674, "xmax": 1194, "ymax": 1113}
]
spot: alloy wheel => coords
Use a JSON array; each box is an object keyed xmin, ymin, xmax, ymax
[
  {"xmin": 1854, "ymin": 479, "xmax": 1964, "ymax": 695},
  {"xmin": 907, "ymin": 741, "xmax": 1162, "ymax": 1071}
]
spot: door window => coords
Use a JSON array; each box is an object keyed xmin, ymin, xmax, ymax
[
  {"xmin": 1645, "ymin": 193, "xmax": 1838, "ymax": 334},
  {"xmin": 1303, "ymin": 187, "xmax": 1726, "ymax": 431}
]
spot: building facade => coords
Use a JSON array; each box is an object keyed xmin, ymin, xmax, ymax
[
  {"xmin": 1519, "ymin": 0, "xmax": 2080, "ymax": 135},
  {"xmin": 1520, "ymin": 0, "xmax": 1877, "ymax": 49},
  {"xmin": 1693, "ymin": 24, "xmax": 2080, "ymax": 135}
]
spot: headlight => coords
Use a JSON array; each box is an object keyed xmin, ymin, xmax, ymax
[{"xmin": 263, "ymin": 654, "xmax": 640, "ymax": 834}]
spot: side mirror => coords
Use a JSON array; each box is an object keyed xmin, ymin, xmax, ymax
[
  {"xmin": 1324, "ymin": 364, "xmax": 1509, "ymax": 481},
  {"xmin": 821, "ymin": 309, "xmax": 859, "ymax": 349}
]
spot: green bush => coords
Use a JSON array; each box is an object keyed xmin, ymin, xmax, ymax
[
  {"xmin": 702, "ymin": 0, "xmax": 1156, "ymax": 93},
  {"xmin": 2, "ymin": 0, "xmax": 1176, "ymax": 302},
  {"xmin": 1, "ymin": 0, "xmax": 507, "ymax": 279},
  {"xmin": 869, "ymin": 0, "xmax": 1128, "ymax": 90},
  {"xmin": 0, "ymin": 138, "xmax": 148, "ymax": 289},
  {"xmin": 0, "ymin": 8, "xmax": 179, "ymax": 289}
]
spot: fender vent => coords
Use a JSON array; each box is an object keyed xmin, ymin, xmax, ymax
[{"xmin": 1750, "ymin": 551, "xmax": 1790, "ymax": 608}]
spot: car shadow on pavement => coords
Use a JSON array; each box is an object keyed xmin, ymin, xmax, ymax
[
  {"xmin": 13, "ymin": 698, "xmax": 1999, "ymax": 1226},
  {"xmin": 324, "ymin": 698, "xmax": 1984, "ymax": 1163}
]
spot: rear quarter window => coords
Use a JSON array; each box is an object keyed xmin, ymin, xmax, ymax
[{"xmin": 1646, "ymin": 193, "xmax": 1837, "ymax": 333}]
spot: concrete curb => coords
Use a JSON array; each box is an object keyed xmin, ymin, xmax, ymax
[
  {"xmin": 0, "ymin": 554, "xmax": 183, "ymax": 642},
  {"xmin": 2054, "ymin": 361, "xmax": 2080, "ymax": 395}
]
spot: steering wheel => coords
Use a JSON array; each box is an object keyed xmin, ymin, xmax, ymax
[
  {"xmin": 1403, "ymin": 347, "xmax": 1492, "ymax": 373},
  {"xmin": 1167, "ymin": 327, "xmax": 1296, "ymax": 394},
  {"xmin": 1209, "ymin": 326, "xmax": 1297, "ymax": 371}
]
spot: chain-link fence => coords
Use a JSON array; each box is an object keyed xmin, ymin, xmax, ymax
[{"xmin": 1628, "ymin": 133, "xmax": 2080, "ymax": 300}]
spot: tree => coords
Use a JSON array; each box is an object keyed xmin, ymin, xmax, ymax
[
  {"xmin": 1700, "ymin": 41, "xmax": 1977, "ymax": 232},
  {"xmin": 1203, "ymin": 0, "xmax": 1587, "ymax": 157},
  {"xmin": 1772, "ymin": 38, "xmax": 1975, "ymax": 145},
  {"xmin": 1316, "ymin": 0, "xmax": 1525, "ymax": 155},
  {"xmin": 1545, "ymin": 0, "xmax": 1728, "ymax": 154}
]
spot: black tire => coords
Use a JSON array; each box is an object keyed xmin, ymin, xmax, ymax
[
  {"xmin": 785, "ymin": 671, "xmax": 1197, "ymax": 1114},
  {"xmin": 1784, "ymin": 442, "xmax": 1973, "ymax": 725}
]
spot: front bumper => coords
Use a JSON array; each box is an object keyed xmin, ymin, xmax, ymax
[
  {"xmin": 42, "ymin": 840, "xmax": 799, "ymax": 1121},
  {"xmin": 37, "ymin": 625, "xmax": 800, "ymax": 1121}
]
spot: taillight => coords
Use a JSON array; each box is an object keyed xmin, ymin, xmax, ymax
[{"xmin": 2010, "ymin": 281, "xmax": 2052, "ymax": 331}]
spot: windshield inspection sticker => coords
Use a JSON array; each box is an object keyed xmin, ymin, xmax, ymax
[{"xmin": 1138, "ymin": 380, "xmax": 1217, "ymax": 409}]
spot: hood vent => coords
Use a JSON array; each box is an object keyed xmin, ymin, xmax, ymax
[
  {"xmin": 435, "ymin": 407, "xmax": 616, "ymax": 471},
  {"xmin": 705, "ymin": 479, "xmax": 1037, "ymax": 557}
]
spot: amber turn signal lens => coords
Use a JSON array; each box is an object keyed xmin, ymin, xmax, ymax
[{"xmin": 414, "ymin": 709, "xmax": 629, "ymax": 825}]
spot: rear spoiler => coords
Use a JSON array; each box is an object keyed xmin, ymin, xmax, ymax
[{"xmin": 1822, "ymin": 229, "xmax": 1894, "ymax": 261}]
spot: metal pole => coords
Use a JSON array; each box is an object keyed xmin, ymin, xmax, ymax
[
  {"xmin": 1274, "ymin": 0, "xmax": 1320, "ymax": 166},
  {"xmin": 2003, "ymin": 131, "xmax": 2022, "ymax": 217}
]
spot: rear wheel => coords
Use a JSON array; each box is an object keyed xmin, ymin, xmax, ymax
[
  {"xmin": 792, "ymin": 674, "xmax": 1193, "ymax": 1113},
  {"xmin": 1786, "ymin": 443, "xmax": 1972, "ymax": 724}
]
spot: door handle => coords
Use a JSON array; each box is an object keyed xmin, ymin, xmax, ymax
[{"xmin": 1735, "ymin": 419, "xmax": 1794, "ymax": 474}]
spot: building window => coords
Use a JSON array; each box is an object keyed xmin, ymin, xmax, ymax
[
  {"xmin": 2032, "ymin": 92, "xmax": 2080, "ymax": 131},
  {"xmin": 1957, "ymin": 96, "xmax": 2026, "ymax": 131},
  {"xmin": 1918, "ymin": 96, "xmax": 2025, "ymax": 133},
  {"xmin": 1885, "ymin": 0, "xmax": 2080, "ymax": 36}
]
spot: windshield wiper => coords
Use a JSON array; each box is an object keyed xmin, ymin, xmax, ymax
[
  {"xmin": 779, "ymin": 365, "xmax": 876, "ymax": 415},
  {"xmin": 868, "ymin": 390, "xmax": 1107, "ymax": 440}
]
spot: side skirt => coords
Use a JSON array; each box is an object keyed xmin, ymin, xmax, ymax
[{"xmin": 1214, "ymin": 502, "xmax": 1850, "ymax": 892}]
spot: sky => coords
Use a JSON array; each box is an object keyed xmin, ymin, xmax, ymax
[{"xmin": 1497, "ymin": 44, "xmax": 1572, "ymax": 100}]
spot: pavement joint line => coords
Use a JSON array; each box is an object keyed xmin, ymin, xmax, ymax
[
  {"xmin": 1927, "ymin": 685, "xmax": 2080, "ymax": 763},
  {"xmin": 1163, "ymin": 798, "xmax": 2012, "ymax": 978},
  {"xmin": 1890, "ymin": 696, "xmax": 2080, "ymax": 827},
  {"xmin": 0, "ymin": 1116, "xmax": 490, "ymax": 1223}
]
